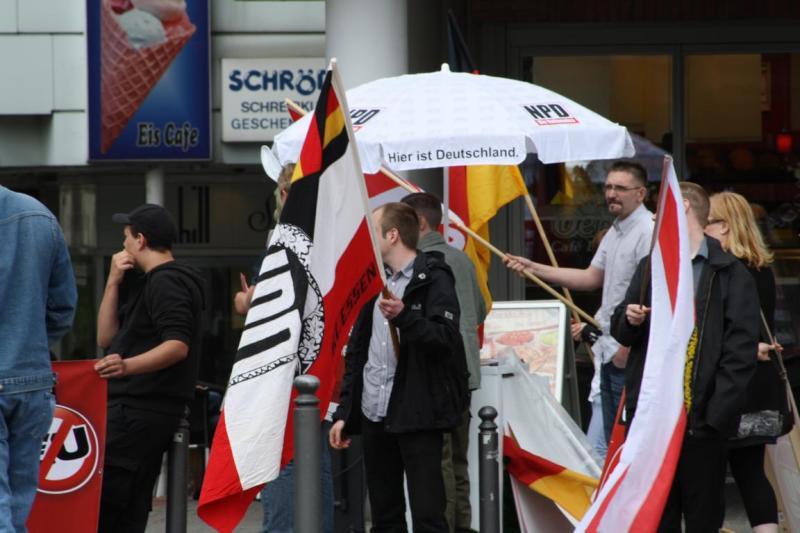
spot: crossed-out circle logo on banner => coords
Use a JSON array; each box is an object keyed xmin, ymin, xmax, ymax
[{"xmin": 37, "ymin": 405, "xmax": 100, "ymax": 495}]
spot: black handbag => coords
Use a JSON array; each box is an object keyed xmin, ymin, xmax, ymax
[{"xmin": 733, "ymin": 312, "xmax": 794, "ymax": 440}]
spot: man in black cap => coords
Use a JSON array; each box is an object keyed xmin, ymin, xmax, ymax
[{"xmin": 95, "ymin": 204, "xmax": 205, "ymax": 533}]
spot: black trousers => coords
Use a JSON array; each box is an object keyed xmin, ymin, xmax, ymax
[
  {"xmin": 362, "ymin": 417, "xmax": 448, "ymax": 533},
  {"xmin": 658, "ymin": 434, "xmax": 728, "ymax": 533},
  {"xmin": 98, "ymin": 403, "xmax": 180, "ymax": 533},
  {"xmin": 729, "ymin": 443, "xmax": 777, "ymax": 527}
]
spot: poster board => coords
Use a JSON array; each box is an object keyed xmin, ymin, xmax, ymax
[{"xmin": 481, "ymin": 300, "xmax": 567, "ymax": 402}]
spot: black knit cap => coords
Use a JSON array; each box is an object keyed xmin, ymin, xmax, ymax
[{"xmin": 112, "ymin": 204, "xmax": 178, "ymax": 249}]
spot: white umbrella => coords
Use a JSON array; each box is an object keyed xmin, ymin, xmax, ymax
[{"xmin": 273, "ymin": 65, "xmax": 635, "ymax": 173}]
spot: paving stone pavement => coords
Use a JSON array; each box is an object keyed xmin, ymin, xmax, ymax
[{"xmin": 145, "ymin": 477, "xmax": 753, "ymax": 533}]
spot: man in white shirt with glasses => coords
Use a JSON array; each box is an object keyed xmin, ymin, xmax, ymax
[{"xmin": 505, "ymin": 161, "xmax": 654, "ymax": 464}]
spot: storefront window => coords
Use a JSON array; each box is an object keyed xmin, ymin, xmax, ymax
[
  {"xmin": 685, "ymin": 52, "xmax": 800, "ymax": 249},
  {"xmin": 519, "ymin": 51, "xmax": 800, "ymax": 358},
  {"xmin": 522, "ymin": 54, "xmax": 672, "ymax": 271}
]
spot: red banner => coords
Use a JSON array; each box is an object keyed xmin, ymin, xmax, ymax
[{"xmin": 28, "ymin": 361, "xmax": 107, "ymax": 533}]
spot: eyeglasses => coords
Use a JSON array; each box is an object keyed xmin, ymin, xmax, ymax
[
  {"xmin": 707, "ymin": 219, "xmax": 725, "ymax": 225},
  {"xmin": 604, "ymin": 184, "xmax": 643, "ymax": 193}
]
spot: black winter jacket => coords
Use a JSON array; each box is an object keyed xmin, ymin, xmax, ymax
[
  {"xmin": 611, "ymin": 237, "xmax": 759, "ymax": 438},
  {"xmin": 333, "ymin": 252, "xmax": 469, "ymax": 435}
]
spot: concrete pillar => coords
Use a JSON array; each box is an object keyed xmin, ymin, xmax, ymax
[
  {"xmin": 146, "ymin": 166, "xmax": 165, "ymax": 206},
  {"xmin": 325, "ymin": 0, "xmax": 408, "ymax": 89}
]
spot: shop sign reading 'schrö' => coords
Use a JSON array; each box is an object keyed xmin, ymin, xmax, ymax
[{"xmin": 222, "ymin": 58, "xmax": 327, "ymax": 142}]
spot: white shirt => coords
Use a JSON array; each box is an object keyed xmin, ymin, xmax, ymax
[{"xmin": 588, "ymin": 203, "xmax": 654, "ymax": 400}]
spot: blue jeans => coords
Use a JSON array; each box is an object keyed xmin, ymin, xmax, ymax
[
  {"xmin": 601, "ymin": 361, "xmax": 626, "ymax": 443},
  {"xmin": 0, "ymin": 389, "xmax": 55, "ymax": 533},
  {"xmin": 586, "ymin": 397, "xmax": 607, "ymax": 465},
  {"xmin": 260, "ymin": 421, "xmax": 334, "ymax": 533}
]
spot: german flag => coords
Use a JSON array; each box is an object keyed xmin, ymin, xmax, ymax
[
  {"xmin": 445, "ymin": 12, "xmax": 528, "ymax": 313},
  {"xmin": 447, "ymin": 164, "xmax": 528, "ymax": 312},
  {"xmin": 504, "ymin": 433, "xmax": 598, "ymax": 521},
  {"xmin": 199, "ymin": 65, "xmax": 383, "ymax": 533}
]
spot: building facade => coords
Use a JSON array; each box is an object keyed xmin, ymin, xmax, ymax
[{"xmin": 1, "ymin": 0, "xmax": 798, "ymax": 392}]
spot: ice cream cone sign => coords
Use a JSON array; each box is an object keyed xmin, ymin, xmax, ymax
[
  {"xmin": 101, "ymin": 0, "xmax": 195, "ymax": 153},
  {"xmin": 87, "ymin": 0, "xmax": 210, "ymax": 159}
]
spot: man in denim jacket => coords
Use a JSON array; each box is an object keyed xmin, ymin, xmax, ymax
[{"xmin": 0, "ymin": 185, "xmax": 77, "ymax": 532}]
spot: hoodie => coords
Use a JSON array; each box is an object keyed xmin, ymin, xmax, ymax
[{"xmin": 107, "ymin": 261, "xmax": 205, "ymax": 415}]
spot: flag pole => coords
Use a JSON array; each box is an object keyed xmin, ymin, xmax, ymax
[
  {"xmin": 284, "ymin": 98, "xmax": 599, "ymax": 328},
  {"xmin": 329, "ymin": 61, "xmax": 385, "ymax": 287},
  {"xmin": 329, "ymin": 61, "xmax": 400, "ymax": 357},
  {"xmin": 443, "ymin": 166, "xmax": 451, "ymax": 238},
  {"xmin": 286, "ymin": 97, "xmax": 307, "ymax": 117},
  {"xmin": 640, "ymin": 156, "xmax": 673, "ymax": 306},
  {"xmin": 377, "ymin": 169, "xmax": 599, "ymax": 326},
  {"xmin": 521, "ymin": 190, "xmax": 602, "ymax": 392},
  {"xmin": 521, "ymin": 193, "xmax": 579, "ymax": 318}
]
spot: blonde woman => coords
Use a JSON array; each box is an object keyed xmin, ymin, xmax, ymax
[{"xmin": 705, "ymin": 191, "xmax": 785, "ymax": 533}]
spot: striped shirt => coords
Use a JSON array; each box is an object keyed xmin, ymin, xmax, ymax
[{"xmin": 361, "ymin": 258, "xmax": 415, "ymax": 422}]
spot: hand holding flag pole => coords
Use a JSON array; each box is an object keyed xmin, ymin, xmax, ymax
[
  {"xmin": 199, "ymin": 60, "xmax": 388, "ymax": 533},
  {"xmin": 520, "ymin": 186, "xmax": 602, "ymax": 370},
  {"xmin": 381, "ymin": 286, "xmax": 402, "ymax": 359},
  {"xmin": 378, "ymin": 166, "xmax": 599, "ymax": 327}
]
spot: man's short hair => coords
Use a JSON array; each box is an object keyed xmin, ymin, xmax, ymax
[
  {"xmin": 401, "ymin": 192, "xmax": 441, "ymax": 230},
  {"xmin": 608, "ymin": 160, "xmax": 648, "ymax": 187},
  {"xmin": 376, "ymin": 202, "xmax": 420, "ymax": 250},
  {"xmin": 679, "ymin": 182, "xmax": 710, "ymax": 227},
  {"xmin": 111, "ymin": 204, "xmax": 177, "ymax": 252}
]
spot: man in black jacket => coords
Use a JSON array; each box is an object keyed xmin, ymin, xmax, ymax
[
  {"xmin": 329, "ymin": 202, "xmax": 468, "ymax": 532},
  {"xmin": 95, "ymin": 204, "xmax": 205, "ymax": 533},
  {"xmin": 611, "ymin": 183, "xmax": 759, "ymax": 533}
]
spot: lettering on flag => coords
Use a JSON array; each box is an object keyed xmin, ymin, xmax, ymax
[{"xmin": 199, "ymin": 63, "xmax": 384, "ymax": 533}]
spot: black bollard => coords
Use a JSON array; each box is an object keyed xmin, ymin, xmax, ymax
[
  {"xmin": 166, "ymin": 408, "xmax": 190, "ymax": 533},
  {"xmin": 294, "ymin": 375, "xmax": 321, "ymax": 533},
  {"xmin": 479, "ymin": 406, "xmax": 500, "ymax": 533}
]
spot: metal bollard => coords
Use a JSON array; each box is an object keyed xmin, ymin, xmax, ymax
[
  {"xmin": 166, "ymin": 407, "xmax": 190, "ymax": 533},
  {"xmin": 479, "ymin": 406, "xmax": 500, "ymax": 533},
  {"xmin": 294, "ymin": 375, "xmax": 321, "ymax": 533}
]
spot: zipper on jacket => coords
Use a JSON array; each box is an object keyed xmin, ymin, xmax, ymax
[{"xmin": 688, "ymin": 270, "xmax": 715, "ymax": 436}]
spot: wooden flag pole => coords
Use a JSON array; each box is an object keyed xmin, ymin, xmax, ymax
[
  {"xmin": 521, "ymin": 193, "xmax": 580, "ymax": 320},
  {"xmin": 378, "ymin": 168, "xmax": 600, "ymax": 327},
  {"xmin": 284, "ymin": 98, "xmax": 600, "ymax": 327},
  {"xmin": 521, "ymin": 191, "xmax": 603, "ymax": 372},
  {"xmin": 286, "ymin": 98, "xmax": 307, "ymax": 117},
  {"xmin": 640, "ymin": 156, "xmax": 672, "ymax": 306}
]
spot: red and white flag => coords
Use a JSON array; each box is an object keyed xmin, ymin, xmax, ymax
[
  {"xmin": 198, "ymin": 63, "xmax": 384, "ymax": 532},
  {"xmin": 576, "ymin": 157, "xmax": 693, "ymax": 532}
]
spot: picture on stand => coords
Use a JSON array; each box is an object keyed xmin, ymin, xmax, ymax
[{"xmin": 480, "ymin": 300, "xmax": 567, "ymax": 401}]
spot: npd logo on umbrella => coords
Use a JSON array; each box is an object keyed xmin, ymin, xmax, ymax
[
  {"xmin": 38, "ymin": 405, "xmax": 100, "ymax": 495},
  {"xmin": 523, "ymin": 104, "xmax": 579, "ymax": 126}
]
